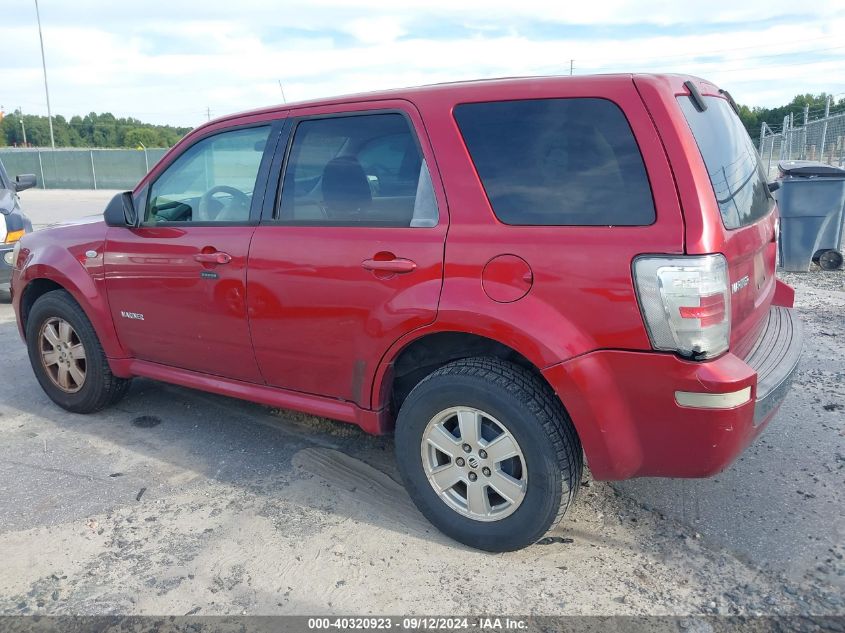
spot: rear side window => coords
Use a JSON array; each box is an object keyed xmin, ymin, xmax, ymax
[
  {"xmin": 678, "ymin": 96, "xmax": 773, "ymax": 229},
  {"xmin": 454, "ymin": 98, "xmax": 655, "ymax": 226},
  {"xmin": 278, "ymin": 113, "xmax": 438, "ymax": 227}
]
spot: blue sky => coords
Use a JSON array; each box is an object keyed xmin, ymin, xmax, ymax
[{"xmin": 1, "ymin": 0, "xmax": 843, "ymax": 127}]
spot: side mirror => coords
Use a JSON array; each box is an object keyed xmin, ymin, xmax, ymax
[
  {"xmin": 104, "ymin": 191, "xmax": 137, "ymax": 227},
  {"xmin": 14, "ymin": 174, "xmax": 37, "ymax": 192},
  {"xmin": 768, "ymin": 181, "xmax": 781, "ymax": 193}
]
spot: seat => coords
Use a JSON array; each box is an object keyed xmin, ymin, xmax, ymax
[{"xmin": 321, "ymin": 156, "xmax": 372, "ymax": 219}]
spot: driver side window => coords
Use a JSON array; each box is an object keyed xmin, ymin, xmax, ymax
[{"xmin": 146, "ymin": 126, "xmax": 271, "ymax": 224}]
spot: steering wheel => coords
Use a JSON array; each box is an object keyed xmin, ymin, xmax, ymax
[{"xmin": 197, "ymin": 186, "xmax": 250, "ymax": 221}]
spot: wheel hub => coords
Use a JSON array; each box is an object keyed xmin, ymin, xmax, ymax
[
  {"xmin": 421, "ymin": 406, "xmax": 527, "ymax": 522},
  {"xmin": 38, "ymin": 317, "xmax": 87, "ymax": 394}
]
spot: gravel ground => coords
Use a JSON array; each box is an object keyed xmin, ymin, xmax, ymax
[{"xmin": 0, "ymin": 190, "xmax": 842, "ymax": 617}]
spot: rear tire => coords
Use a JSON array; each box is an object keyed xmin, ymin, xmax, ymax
[
  {"xmin": 25, "ymin": 290, "xmax": 130, "ymax": 413},
  {"xmin": 395, "ymin": 357, "xmax": 582, "ymax": 551}
]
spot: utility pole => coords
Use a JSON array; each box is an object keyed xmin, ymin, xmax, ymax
[
  {"xmin": 19, "ymin": 106, "xmax": 27, "ymax": 146},
  {"xmin": 206, "ymin": 106, "xmax": 211, "ymax": 121},
  {"xmin": 569, "ymin": 60, "xmax": 574, "ymax": 76},
  {"xmin": 278, "ymin": 80, "xmax": 287, "ymax": 103},
  {"xmin": 34, "ymin": 0, "xmax": 55, "ymax": 149}
]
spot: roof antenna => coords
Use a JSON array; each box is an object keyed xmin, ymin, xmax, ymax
[{"xmin": 278, "ymin": 80, "xmax": 287, "ymax": 104}]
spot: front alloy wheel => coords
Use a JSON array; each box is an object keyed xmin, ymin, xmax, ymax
[
  {"xmin": 26, "ymin": 290, "xmax": 130, "ymax": 413},
  {"xmin": 39, "ymin": 317, "xmax": 87, "ymax": 393}
]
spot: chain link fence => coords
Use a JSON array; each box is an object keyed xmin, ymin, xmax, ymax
[
  {"xmin": 759, "ymin": 110, "xmax": 845, "ymax": 179},
  {"xmin": 0, "ymin": 147, "xmax": 169, "ymax": 190}
]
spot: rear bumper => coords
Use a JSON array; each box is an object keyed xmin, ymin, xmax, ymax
[
  {"xmin": 543, "ymin": 305, "xmax": 803, "ymax": 480},
  {"xmin": 746, "ymin": 306, "xmax": 802, "ymax": 425}
]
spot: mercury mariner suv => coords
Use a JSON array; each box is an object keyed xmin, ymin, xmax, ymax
[{"xmin": 11, "ymin": 75, "xmax": 803, "ymax": 551}]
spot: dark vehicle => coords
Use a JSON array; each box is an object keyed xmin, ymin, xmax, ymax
[
  {"xmin": 0, "ymin": 158, "xmax": 35, "ymax": 297},
  {"xmin": 11, "ymin": 75, "xmax": 802, "ymax": 551}
]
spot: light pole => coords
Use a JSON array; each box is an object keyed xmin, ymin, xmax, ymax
[
  {"xmin": 34, "ymin": 0, "xmax": 55, "ymax": 149},
  {"xmin": 138, "ymin": 141, "xmax": 149, "ymax": 172},
  {"xmin": 19, "ymin": 107, "xmax": 28, "ymax": 146}
]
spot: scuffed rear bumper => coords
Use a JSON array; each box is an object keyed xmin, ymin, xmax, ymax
[
  {"xmin": 543, "ymin": 305, "xmax": 803, "ymax": 480},
  {"xmin": 747, "ymin": 306, "xmax": 802, "ymax": 425}
]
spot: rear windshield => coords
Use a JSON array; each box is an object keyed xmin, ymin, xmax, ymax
[
  {"xmin": 678, "ymin": 96, "xmax": 774, "ymax": 229},
  {"xmin": 454, "ymin": 98, "xmax": 656, "ymax": 226}
]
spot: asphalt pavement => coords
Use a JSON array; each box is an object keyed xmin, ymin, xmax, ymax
[{"xmin": 0, "ymin": 189, "xmax": 841, "ymax": 616}]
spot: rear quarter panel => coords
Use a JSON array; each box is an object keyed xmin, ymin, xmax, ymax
[{"xmin": 400, "ymin": 77, "xmax": 685, "ymax": 370}]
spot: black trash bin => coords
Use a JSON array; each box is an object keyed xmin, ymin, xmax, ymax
[{"xmin": 775, "ymin": 160, "xmax": 845, "ymax": 271}]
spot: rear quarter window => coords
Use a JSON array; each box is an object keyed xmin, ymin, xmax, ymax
[
  {"xmin": 453, "ymin": 98, "xmax": 656, "ymax": 226},
  {"xmin": 678, "ymin": 96, "xmax": 774, "ymax": 229}
]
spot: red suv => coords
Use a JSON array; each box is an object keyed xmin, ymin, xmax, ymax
[{"xmin": 10, "ymin": 74, "xmax": 802, "ymax": 551}]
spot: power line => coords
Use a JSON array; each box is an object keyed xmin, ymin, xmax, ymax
[
  {"xmin": 582, "ymin": 44, "xmax": 845, "ymax": 73},
  {"xmin": 581, "ymin": 34, "xmax": 840, "ymax": 66}
]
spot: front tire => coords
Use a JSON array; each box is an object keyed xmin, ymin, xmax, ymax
[
  {"xmin": 395, "ymin": 357, "xmax": 582, "ymax": 551},
  {"xmin": 25, "ymin": 290, "xmax": 130, "ymax": 413}
]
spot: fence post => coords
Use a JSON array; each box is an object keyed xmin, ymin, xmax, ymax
[
  {"xmin": 781, "ymin": 115, "xmax": 789, "ymax": 160},
  {"xmin": 90, "ymin": 150, "xmax": 97, "ymax": 190},
  {"xmin": 767, "ymin": 135, "xmax": 775, "ymax": 176},
  {"xmin": 820, "ymin": 95, "xmax": 832, "ymax": 163},
  {"xmin": 37, "ymin": 150, "xmax": 46, "ymax": 190},
  {"xmin": 759, "ymin": 122, "xmax": 766, "ymax": 153}
]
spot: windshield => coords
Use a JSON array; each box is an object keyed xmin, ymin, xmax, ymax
[{"xmin": 678, "ymin": 96, "xmax": 774, "ymax": 229}]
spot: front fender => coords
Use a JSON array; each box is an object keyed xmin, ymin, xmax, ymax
[{"xmin": 15, "ymin": 236, "xmax": 127, "ymax": 361}]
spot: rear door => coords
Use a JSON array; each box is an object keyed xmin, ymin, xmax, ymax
[{"xmin": 246, "ymin": 101, "xmax": 448, "ymax": 407}]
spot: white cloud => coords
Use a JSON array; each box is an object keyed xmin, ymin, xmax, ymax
[{"xmin": 2, "ymin": 0, "xmax": 844, "ymax": 127}]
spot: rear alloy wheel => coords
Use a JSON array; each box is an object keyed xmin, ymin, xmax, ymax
[
  {"xmin": 26, "ymin": 290, "xmax": 130, "ymax": 413},
  {"xmin": 421, "ymin": 406, "xmax": 527, "ymax": 522},
  {"xmin": 396, "ymin": 357, "xmax": 582, "ymax": 552}
]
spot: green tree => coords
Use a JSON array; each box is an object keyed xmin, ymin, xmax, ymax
[
  {"xmin": 123, "ymin": 127, "xmax": 163, "ymax": 148},
  {"xmin": 741, "ymin": 93, "xmax": 845, "ymax": 141}
]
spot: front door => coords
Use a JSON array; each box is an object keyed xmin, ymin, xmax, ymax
[
  {"xmin": 104, "ymin": 124, "xmax": 275, "ymax": 382},
  {"xmin": 247, "ymin": 104, "xmax": 448, "ymax": 407}
]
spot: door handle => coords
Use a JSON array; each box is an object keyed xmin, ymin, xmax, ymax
[
  {"xmin": 194, "ymin": 251, "xmax": 232, "ymax": 265},
  {"xmin": 362, "ymin": 257, "xmax": 417, "ymax": 274}
]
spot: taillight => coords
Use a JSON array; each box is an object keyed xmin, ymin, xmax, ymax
[{"xmin": 633, "ymin": 254, "xmax": 730, "ymax": 360}]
